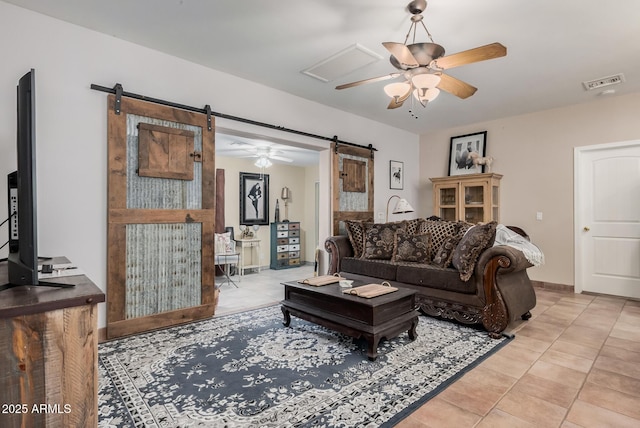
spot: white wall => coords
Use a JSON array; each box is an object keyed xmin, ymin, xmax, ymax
[
  {"xmin": 0, "ymin": 2, "xmax": 419, "ymax": 329},
  {"xmin": 419, "ymin": 92, "xmax": 640, "ymax": 287}
]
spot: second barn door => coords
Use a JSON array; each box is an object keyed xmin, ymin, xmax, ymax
[{"xmin": 331, "ymin": 143, "xmax": 374, "ymax": 235}]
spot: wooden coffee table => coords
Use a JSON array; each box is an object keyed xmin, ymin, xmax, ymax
[{"xmin": 281, "ymin": 281, "xmax": 419, "ymax": 361}]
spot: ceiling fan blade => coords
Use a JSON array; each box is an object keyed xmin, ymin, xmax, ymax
[
  {"xmin": 386, "ymin": 86, "xmax": 412, "ymax": 109},
  {"xmin": 269, "ymin": 155, "xmax": 293, "ymax": 163},
  {"xmin": 437, "ymin": 74, "xmax": 477, "ymax": 99},
  {"xmin": 434, "ymin": 43, "xmax": 506, "ymax": 70},
  {"xmin": 382, "ymin": 42, "xmax": 419, "ymax": 68},
  {"xmin": 335, "ymin": 73, "xmax": 401, "ymax": 90}
]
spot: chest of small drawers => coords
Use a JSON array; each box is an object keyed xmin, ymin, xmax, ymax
[{"xmin": 270, "ymin": 222, "xmax": 301, "ymax": 269}]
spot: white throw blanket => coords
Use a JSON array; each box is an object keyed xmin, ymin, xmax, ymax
[{"xmin": 493, "ymin": 224, "xmax": 545, "ymax": 266}]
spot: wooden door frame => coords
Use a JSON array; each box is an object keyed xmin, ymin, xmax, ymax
[
  {"xmin": 573, "ymin": 139, "xmax": 640, "ymax": 294},
  {"xmin": 106, "ymin": 95, "xmax": 216, "ymax": 338}
]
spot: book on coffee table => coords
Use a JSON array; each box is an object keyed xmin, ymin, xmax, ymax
[
  {"xmin": 298, "ymin": 274, "xmax": 346, "ymax": 286},
  {"xmin": 342, "ymin": 283, "xmax": 398, "ymax": 298}
]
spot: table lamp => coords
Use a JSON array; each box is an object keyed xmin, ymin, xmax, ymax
[{"xmin": 281, "ymin": 186, "xmax": 291, "ymax": 222}]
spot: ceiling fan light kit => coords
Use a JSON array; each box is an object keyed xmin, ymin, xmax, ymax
[
  {"xmin": 384, "ymin": 82, "xmax": 411, "ymax": 100},
  {"xmin": 414, "ymin": 87, "xmax": 440, "ymax": 103},
  {"xmin": 254, "ymin": 157, "xmax": 272, "ymax": 168},
  {"xmin": 412, "ymin": 72, "xmax": 441, "ymax": 90},
  {"xmin": 336, "ymin": 0, "xmax": 507, "ymax": 115}
]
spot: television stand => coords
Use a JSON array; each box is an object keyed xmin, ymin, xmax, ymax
[{"xmin": 0, "ymin": 257, "xmax": 105, "ymax": 427}]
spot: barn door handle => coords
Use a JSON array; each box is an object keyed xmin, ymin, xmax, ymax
[{"xmin": 583, "ymin": 226, "xmax": 590, "ymax": 232}]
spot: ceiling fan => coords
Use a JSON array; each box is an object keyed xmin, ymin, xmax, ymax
[
  {"xmin": 247, "ymin": 147, "xmax": 293, "ymax": 163},
  {"xmin": 217, "ymin": 141, "xmax": 294, "ymax": 167},
  {"xmin": 335, "ymin": 0, "xmax": 507, "ymax": 112}
]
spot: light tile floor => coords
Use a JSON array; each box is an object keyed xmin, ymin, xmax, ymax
[
  {"xmin": 216, "ymin": 269, "xmax": 640, "ymax": 427},
  {"xmin": 214, "ymin": 265, "xmax": 315, "ymax": 316}
]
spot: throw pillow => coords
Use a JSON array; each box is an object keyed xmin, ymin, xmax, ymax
[
  {"xmin": 363, "ymin": 221, "xmax": 406, "ymax": 260},
  {"xmin": 431, "ymin": 234, "xmax": 461, "ymax": 268},
  {"xmin": 345, "ymin": 220, "xmax": 369, "ymax": 258},
  {"xmin": 405, "ymin": 218, "xmax": 424, "ymax": 236},
  {"xmin": 451, "ymin": 221, "xmax": 498, "ymax": 281},
  {"xmin": 393, "ymin": 230, "xmax": 431, "ymax": 263},
  {"xmin": 418, "ymin": 219, "xmax": 462, "ymax": 259},
  {"xmin": 214, "ymin": 232, "xmax": 233, "ymax": 254},
  {"xmin": 457, "ymin": 221, "xmax": 474, "ymax": 235}
]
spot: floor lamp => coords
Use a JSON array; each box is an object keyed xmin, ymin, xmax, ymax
[{"xmin": 386, "ymin": 195, "xmax": 415, "ymax": 222}]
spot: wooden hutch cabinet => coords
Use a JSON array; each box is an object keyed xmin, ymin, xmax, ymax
[
  {"xmin": 430, "ymin": 173, "xmax": 502, "ymax": 224},
  {"xmin": 270, "ymin": 222, "xmax": 301, "ymax": 269}
]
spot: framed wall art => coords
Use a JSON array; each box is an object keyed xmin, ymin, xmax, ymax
[
  {"xmin": 390, "ymin": 160, "xmax": 403, "ymax": 189},
  {"xmin": 448, "ymin": 131, "xmax": 487, "ymax": 176},
  {"xmin": 239, "ymin": 172, "xmax": 269, "ymax": 225}
]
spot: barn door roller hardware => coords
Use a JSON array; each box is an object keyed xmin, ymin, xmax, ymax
[
  {"xmin": 91, "ymin": 83, "xmax": 377, "ymax": 151},
  {"xmin": 114, "ymin": 84, "xmax": 123, "ymax": 115}
]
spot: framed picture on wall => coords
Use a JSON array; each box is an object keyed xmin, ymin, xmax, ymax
[
  {"xmin": 239, "ymin": 172, "xmax": 269, "ymax": 225},
  {"xmin": 390, "ymin": 160, "xmax": 403, "ymax": 189},
  {"xmin": 448, "ymin": 131, "xmax": 487, "ymax": 176}
]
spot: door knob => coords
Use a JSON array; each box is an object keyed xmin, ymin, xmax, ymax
[{"xmin": 583, "ymin": 226, "xmax": 590, "ymax": 232}]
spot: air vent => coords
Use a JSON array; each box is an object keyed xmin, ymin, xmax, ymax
[
  {"xmin": 582, "ymin": 73, "xmax": 625, "ymax": 91},
  {"xmin": 302, "ymin": 43, "xmax": 382, "ymax": 83}
]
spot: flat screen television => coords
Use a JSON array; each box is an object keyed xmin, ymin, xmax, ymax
[{"xmin": 2, "ymin": 69, "xmax": 72, "ymax": 290}]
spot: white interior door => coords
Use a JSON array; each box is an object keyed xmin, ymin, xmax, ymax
[{"xmin": 575, "ymin": 141, "xmax": 640, "ymax": 298}]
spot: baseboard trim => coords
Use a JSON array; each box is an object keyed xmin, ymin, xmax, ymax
[{"xmin": 532, "ymin": 280, "xmax": 574, "ymax": 293}]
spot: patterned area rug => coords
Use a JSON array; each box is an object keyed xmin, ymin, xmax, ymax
[{"xmin": 99, "ymin": 305, "xmax": 511, "ymax": 427}]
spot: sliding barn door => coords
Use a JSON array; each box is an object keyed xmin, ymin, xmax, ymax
[
  {"xmin": 107, "ymin": 95, "xmax": 216, "ymax": 339},
  {"xmin": 331, "ymin": 143, "xmax": 374, "ymax": 235}
]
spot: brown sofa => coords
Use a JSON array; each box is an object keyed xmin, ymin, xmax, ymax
[{"xmin": 324, "ymin": 219, "xmax": 538, "ymax": 337}]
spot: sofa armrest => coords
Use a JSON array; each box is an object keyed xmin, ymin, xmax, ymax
[
  {"xmin": 476, "ymin": 245, "xmax": 535, "ymax": 337},
  {"xmin": 476, "ymin": 245, "xmax": 533, "ymax": 276},
  {"xmin": 324, "ymin": 235, "xmax": 354, "ymax": 274}
]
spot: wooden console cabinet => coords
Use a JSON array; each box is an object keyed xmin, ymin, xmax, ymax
[
  {"xmin": 270, "ymin": 222, "xmax": 301, "ymax": 269},
  {"xmin": 431, "ymin": 173, "xmax": 502, "ymax": 224},
  {"xmin": 0, "ymin": 260, "xmax": 105, "ymax": 427}
]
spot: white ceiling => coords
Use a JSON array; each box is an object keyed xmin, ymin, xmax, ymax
[{"xmin": 7, "ymin": 0, "xmax": 640, "ymax": 138}]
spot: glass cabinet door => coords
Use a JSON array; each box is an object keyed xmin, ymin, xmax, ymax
[
  {"xmin": 462, "ymin": 183, "xmax": 485, "ymax": 224},
  {"xmin": 438, "ymin": 186, "xmax": 457, "ymax": 221}
]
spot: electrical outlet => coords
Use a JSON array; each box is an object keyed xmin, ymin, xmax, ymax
[
  {"xmin": 377, "ymin": 212, "xmax": 384, "ymax": 220},
  {"xmin": 536, "ymin": 212, "xmax": 543, "ymax": 221}
]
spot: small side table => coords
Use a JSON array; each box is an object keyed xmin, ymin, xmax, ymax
[
  {"xmin": 236, "ymin": 238, "xmax": 261, "ymax": 275},
  {"xmin": 214, "ymin": 252, "xmax": 240, "ymax": 288}
]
